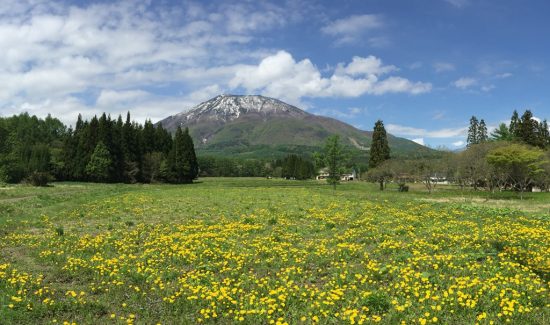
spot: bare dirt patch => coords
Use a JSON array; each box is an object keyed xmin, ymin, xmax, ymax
[{"xmin": 0, "ymin": 195, "xmax": 36, "ymax": 203}]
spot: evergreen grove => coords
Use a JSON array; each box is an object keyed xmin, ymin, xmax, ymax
[{"xmin": 0, "ymin": 112, "xmax": 198, "ymax": 184}]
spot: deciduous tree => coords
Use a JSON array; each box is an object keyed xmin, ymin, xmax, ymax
[{"xmin": 487, "ymin": 144, "xmax": 546, "ymax": 199}]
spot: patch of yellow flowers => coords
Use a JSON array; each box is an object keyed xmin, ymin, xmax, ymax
[{"xmin": 1, "ymin": 199, "xmax": 548, "ymax": 324}]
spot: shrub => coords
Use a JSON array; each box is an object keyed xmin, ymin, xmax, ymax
[
  {"xmin": 364, "ymin": 292, "xmax": 391, "ymax": 313},
  {"xmin": 27, "ymin": 171, "xmax": 52, "ymax": 187},
  {"xmin": 55, "ymin": 226, "xmax": 64, "ymax": 236},
  {"xmin": 0, "ymin": 169, "xmax": 7, "ymax": 187}
]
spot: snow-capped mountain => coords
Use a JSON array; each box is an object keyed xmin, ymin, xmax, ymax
[
  {"xmin": 162, "ymin": 94, "xmax": 307, "ymax": 127},
  {"xmin": 157, "ymin": 94, "xmax": 435, "ymax": 158}
]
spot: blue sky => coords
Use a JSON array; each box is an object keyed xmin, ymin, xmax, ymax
[{"xmin": 0, "ymin": 0, "xmax": 549, "ymax": 148}]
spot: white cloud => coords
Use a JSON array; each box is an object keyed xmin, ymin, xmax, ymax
[
  {"xmin": 229, "ymin": 51, "xmax": 431, "ymax": 105},
  {"xmin": 349, "ymin": 107, "xmax": 362, "ymax": 115},
  {"xmin": 0, "ymin": 1, "xmax": 310, "ymax": 124},
  {"xmin": 336, "ymin": 56, "xmax": 398, "ymax": 76},
  {"xmin": 370, "ymin": 77, "xmax": 432, "ymax": 95},
  {"xmin": 452, "ymin": 140, "xmax": 465, "ymax": 147},
  {"xmin": 387, "ymin": 124, "xmax": 468, "ymax": 138},
  {"xmin": 221, "ymin": 3, "xmax": 287, "ymax": 33},
  {"xmin": 477, "ymin": 60, "xmax": 516, "ymax": 76},
  {"xmin": 433, "ymin": 62, "xmax": 455, "ymax": 73},
  {"xmin": 322, "ymin": 14, "xmax": 383, "ymax": 35},
  {"xmin": 495, "ymin": 72, "xmax": 513, "ymax": 79},
  {"xmin": 229, "ymin": 51, "xmax": 329, "ymax": 105},
  {"xmin": 0, "ymin": 2, "xmax": 430, "ymax": 125},
  {"xmin": 454, "ymin": 77, "xmax": 477, "ymax": 89},
  {"xmin": 321, "ymin": 14, "xmax": 385, "ymax": 45},
  {"xmin": 411, "ymin": 138, "xmax": 425, "ymax": 145},
  {"xmin": 96, "ymin": 90, "xmax": 150, "ymax": 108},
  {"xmin": 314, "ymin": 107, "xmax": 366, "ymax": 120}
]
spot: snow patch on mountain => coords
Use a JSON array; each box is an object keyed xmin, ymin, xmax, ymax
[{"xmin": 174, "ymin": 94, "xmax": 307, "ymax": 123}]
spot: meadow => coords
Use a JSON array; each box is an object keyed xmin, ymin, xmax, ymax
[{"xmin": 0, "ymin": 178, "xmax": 549, "ymax": 324}]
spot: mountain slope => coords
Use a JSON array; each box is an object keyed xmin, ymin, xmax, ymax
[{"xmin": 157, "ymin": 94, "xmax": 435, "ymax": 159}]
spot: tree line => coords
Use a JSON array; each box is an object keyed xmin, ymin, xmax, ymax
[
  {"xmin": 0, "ymin": 112, "xmax": 198, "ymax": 184},
  {"xmin": 365, "ymin": 109, "xmax": 550, "ymax": 196},
  {"xmin": 469, "ymin": 109, "xmax": 550, "ymax": 148},
  {"xmin": 3, "ymin": 108, "xmax": 547, "ymax": 193},
  {"xmin": 197, "ymin": 154, "xmax": 315, "ymax": 179}
]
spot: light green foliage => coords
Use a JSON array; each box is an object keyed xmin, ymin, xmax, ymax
[
  {"xmin": 365, "ymin": 160, "xmax": 394, "ymax": 191},
  {"xmin": 487, "ymin": 143, "xmax": 547, "ymax": 197},
  {"xmin": 490, "ymin": 123, "xmax": 513, "ymax": 141},
  {"xmin": 85, "ymin": 141, "xmax": 112, "ymax": 182}
]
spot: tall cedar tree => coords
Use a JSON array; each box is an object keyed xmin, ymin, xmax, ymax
[
  {"xmin": 467, "ymin": 116, "xmax": 479, "ymax": 147},
  {"xmin": 369, "ymin": 120, "xmax": 390, "ymax": 169},
  {"xmin": 323, "ymin": 135, "xmax": 344, "ymax": 190},
  {"xmin": 538, "ymin": 120, "xmax": 550, "ymax": 148},
  {"xmin": 171, "ymin": 127, "xmax": 199, "ymax": 183},
  {"xmin": 518, "ymin": 110, "xmax": 539, "ymax": 147},
  {"xmin": 509, "ymin": 110, "xmax": 520, "ymax": 138},
  {"xmin": 478, "ymin": 119, "xmax": 488, "ymax": 143},
  {"xmin": 369, "ymin": 120, "xmax": 391, "ymax": 190}
]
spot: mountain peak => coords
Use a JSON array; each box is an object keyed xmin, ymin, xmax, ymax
[
  {"xmin": 176, "ymin": 94, "xmax": 307, "ymax": 123},
  {"xmin": 157, "ymin": 94, "xmax": 434, "ymax": 158}
]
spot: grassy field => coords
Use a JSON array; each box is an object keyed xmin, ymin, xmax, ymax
[{"xmin": 0, "ymin": 178, "xmax": 549, "ymax": 324}]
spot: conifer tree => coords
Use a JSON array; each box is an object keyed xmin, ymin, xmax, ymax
[
  {"xmin": 85, "ymin": 141, "xmax": 112, "ymax": 182},
  {"xmin": 519, "ymin": 110, "xmax": 538, "ymax": 147},
  {"xmin": 142, "ymin": 119, "xmax": 156, "ymax": 153},
  {"xmin": 466, "ymin": 116, "xmax": 479, "ymax": 147},
  {"xmin": 113, "ymin": 115, "xmax": 125, "ymax": 182},
  {"xmin": 538, "ymin": 119, "xmax": 550, "ymax": 148},
  {"xmin": 490, "ymin": 123, "xmax": 512, "ymax": 141},
  {"xmin": 122, "ymin": 112, "xmax": 139, "ymax": 182},
  {"xmin": 369, "ymin": 120, "xmax": 390, "ymax": 169},
  {"xmin": 181, "ymin": 127, "xmax": 199, "ymax": 183},
  {"xmin": 171, "ymin": 126, "xmax": 198, "ymax": 183},
  {"xmin": 478, "ymin": 119, "xmax": 488, "ymax": 143},
  {"xmin": 509, "ymin": 110, "xmax": 520, "ymax": 138},
  {"xmin": 324, "ymin": 135, "xmax": 344, "ymax": 190}
]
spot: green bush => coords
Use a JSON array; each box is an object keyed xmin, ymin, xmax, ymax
[
  {"xmin": 55, "ymin": 226, "xmax": 64, "ymax": 236},
  {"xmin": 0, "ymin": 166, "xmax": 7, "ymax": 185},
  {"xmin": 26, "ymin": 171, "xmax": 52, "ymax": 187}
]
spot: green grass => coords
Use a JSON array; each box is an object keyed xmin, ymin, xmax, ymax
[{"xmin": 0, "ymin": 178, "xmax": 549, "ymax": 324}]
